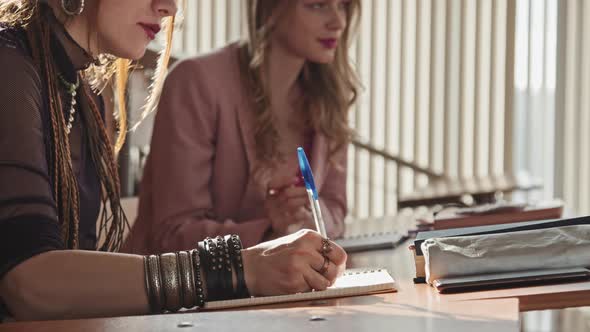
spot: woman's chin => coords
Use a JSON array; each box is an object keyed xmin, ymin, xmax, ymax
[
  {"xmin": 308, "ymin": 55, "xmax": 336, "ymax": 65},
  {"xmin": 127, "ymin": 48, "xmax": 148, "ymax": 61},
  {"xmin": 306, "ymin": 50, "xmax": 337, "ymax": 65},
  {"xmin": 109, "ymin": 46, "xmax": 148, "ymax": 61}
]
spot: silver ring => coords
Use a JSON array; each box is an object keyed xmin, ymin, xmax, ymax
[{"xmin": 321, "ymin": 238, "xmax": 332, "ymax": 255}]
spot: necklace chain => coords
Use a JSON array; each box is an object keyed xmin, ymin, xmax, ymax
[{"xmin": 57, "ymin": 73, "xmax": 80, "ymax": 135}]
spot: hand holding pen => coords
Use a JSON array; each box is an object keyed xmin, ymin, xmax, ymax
[
  {"xmin": 264, "ymin": 147, "xmax": 330, "ymax": 240},
  {"xmin": 259, "ymin": 148, "xmax": 337, "ymax": 282},
  {"xmin": 296, "ymin": 147, "xmax": 337, "ymax": 280},
  {"xmin": 264, "ymin": 173, "xmax": 314, "ymax": 237}
]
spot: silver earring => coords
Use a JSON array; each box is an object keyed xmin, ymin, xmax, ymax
[{"xmin": 61, "ymin": 0, "xmax": 85, "ymax": 16}]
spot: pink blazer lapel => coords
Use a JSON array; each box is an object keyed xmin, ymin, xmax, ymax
[
  {"xmin": 235, "ymin": 98, "xmax": 257, "ymax": 176},
  {"xmin": 235, "ymin": 102, "xmax": 272, "ymax": 209}
]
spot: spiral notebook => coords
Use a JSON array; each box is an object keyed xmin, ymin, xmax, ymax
[{"xmin": 203, "ymin": 268, "xmax": 396, "ymax": 310}]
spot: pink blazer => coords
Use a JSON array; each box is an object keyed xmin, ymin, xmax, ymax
[{"xmin": 122, "ymin": 43, "xmax": 347, "ymax": 254}]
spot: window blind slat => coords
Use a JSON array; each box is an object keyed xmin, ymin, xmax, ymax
[
  {"xmin": 475, "ymin": 0, "xmax": 492, "ymax": 178},
  {"xmin": 444, "ymin": 0, "xmax": 462, "ymax": 179},
  {"xmin": 428, "ymin": 0, "xmax": 446, "ymax": 175},
  {"xmin": 562, "ymin": 0, "xmax": 580, "ymax": 210},
  {"xmin": 459, "ymin": 0, "xmax": 477, "ymax": 180},
  {"xmin": 577, "ymin": 0, "xmax": 590, "ymax": 212},
  {"xmin": 414, "ymin": 0, "xmax": 432, "ymax": 189}
]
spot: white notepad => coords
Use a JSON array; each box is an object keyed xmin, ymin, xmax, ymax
[{"xmin": 204, "ymin": 268, "xmax": 396, "ymax": 310}]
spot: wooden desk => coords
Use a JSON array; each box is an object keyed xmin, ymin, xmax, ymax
[
  {"xmin": 0, "ymin": 297, "xmax": 518, "ymax": 332},
  {"xmin": 0, "ymin": 233, "xmax": 520, "ymax": 332},
  {"xmin": 0, "ymin": 249, "xmax": 519, "ymax": 332},
  {"xmin": 440, "ymin": 281, "xmax": 590, "ymax": 312},
  {"xmin": 4, "ymin": 212, "xmax": 590, "ymax": 331}
]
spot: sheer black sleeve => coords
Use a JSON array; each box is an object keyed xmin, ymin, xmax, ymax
[{"xmin": 0, "ymin": 45, "xmax": 64, "ymax": 280}]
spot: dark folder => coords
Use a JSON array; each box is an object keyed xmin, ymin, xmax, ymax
[
  {"xmin": 335, "ymin": 231, "xmax": 406, "ymax": 253},
  {"xmin": 433, "ymin": 267, "xmax": 590, "ymax": 294}
]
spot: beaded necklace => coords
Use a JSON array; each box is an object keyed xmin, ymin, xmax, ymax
[{"xmin": 57, "ymin": 73, "xmax": 80, "ymax": 135}]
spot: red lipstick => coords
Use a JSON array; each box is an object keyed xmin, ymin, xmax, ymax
[
  {"xmin": 319, "ymin": 38, "xmax": 338, "ymax": 49},
  {"xmin": 138, "ymin": 23, "xmax": 161, "ymax": 40}
]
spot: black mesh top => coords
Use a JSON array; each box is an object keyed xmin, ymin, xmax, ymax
[{"xmin": 0, "ymin": 6, "xmax": 104, "ymax": 318}]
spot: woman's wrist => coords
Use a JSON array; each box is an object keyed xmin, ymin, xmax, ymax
[{"xmin": 240, "ymin": 247, "xmax": 257, "ymax": 297}]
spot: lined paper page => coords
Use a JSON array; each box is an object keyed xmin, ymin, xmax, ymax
[{"xmin": 204, "ymin": 268, "xmax": 396, "ymax": 310}]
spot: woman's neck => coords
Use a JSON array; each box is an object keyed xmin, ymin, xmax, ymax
[
  {"xmin": 265, "ymin": 43, "xmax": 305, "ymax": 113},
  {"xmin": 47, "ymin": 0, "xmax": 98, "ymax": 57}
]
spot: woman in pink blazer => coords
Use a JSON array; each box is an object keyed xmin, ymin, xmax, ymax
[{"xmin": 124, "ymin": 0, "xmax": 361, "ymax": 254}]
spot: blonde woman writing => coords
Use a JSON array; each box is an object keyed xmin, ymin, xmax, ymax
[{"xmin": 124, "ymin": 0, "xmax": 361, "ymax": 254}]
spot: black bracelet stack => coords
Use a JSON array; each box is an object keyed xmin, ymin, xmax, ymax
[
  {"xmin": 214, "ymin": 236, "xmax": 234, "ymax": 300},
  {"xmin": 226, "ymin": 234, "xmax": 249, "ymax": 298},
  {"xmin": 190, "ymin": 249, "xmax": 206, "ymax": 308},
  {"xmin": 199, "ymin": 238, "xmax": 220, "ymax": 301},
  {"xmin": 143, "ymin": 234, "xmax": 247, "ymax": 313},
  {"xmin": 199, "ymin": 236, "xmax": 232, "ymax": 300},
  {"xmin": 197, "ymin": 234, "xmax": 249, "ymax": 301}
]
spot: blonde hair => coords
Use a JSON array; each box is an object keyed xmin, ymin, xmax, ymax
[
  {"xmin": 0, "ymin": 0, "xmax": 176, "ymax": 251},
  {"xmin": 240, "ymin": 0, "xmax": 361, "ymax": 165}
]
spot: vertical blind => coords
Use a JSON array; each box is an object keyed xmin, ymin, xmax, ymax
[
  {"xmin": 513, "ymin": 0, "xmax": 590, "ymax": 215},
  {"xmin": 346, "ymin": 0, "xmax": 515, "ymax": 217},
  {"xmin": 173, "ymin": 0, "xmax": 245, "ymax": 54},
  {"xmin": 512, "ymin": 0, "xmax": 558, "ymax": 201},
  {"xmin": 512, "ymin": 0, "xmax": 558, "ymax": 206},
  {"xmin": 130, "ymin": 0, "xmax": 589, "ymax": 217},
  {"xmin": 555, "ymin": 0, "xmax": 590, "ymax": 215}
]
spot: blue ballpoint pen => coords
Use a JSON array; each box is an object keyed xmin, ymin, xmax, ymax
[{"xmin": 297, "ymin": 147, "xmax": 328, "ymax": 238}]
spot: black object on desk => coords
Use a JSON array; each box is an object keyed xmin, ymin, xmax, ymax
[
  {"xmin": 335, "ymin": 231, "xmax": 407, "ymax": 253},
  {"xmin": 434, "ymin": 267, "xmax": 590, "ymax": 293}
]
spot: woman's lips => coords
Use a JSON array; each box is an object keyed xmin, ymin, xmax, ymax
[
  {"xmin": 138, "ymin": 23, "xmax": 161, "ymax": 40},
  {"xmin": 319, "ymin": 38, "xmax": 338, "ymax": 49}
]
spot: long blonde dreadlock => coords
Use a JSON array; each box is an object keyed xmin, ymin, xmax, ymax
[
  {"xmin": 24, "ymin": 8, "xmax": 126, "ymax": 251},
  {"xmin": 2, "ymin": 0, "xmax": 177, "ymax": 251}
]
